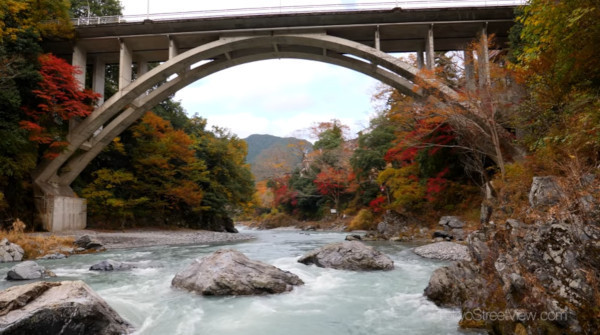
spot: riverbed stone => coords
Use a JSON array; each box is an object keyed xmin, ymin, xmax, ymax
[
  {"xmin": 0, "ymin": 280, "xmax": 134, "ymax": 334},
  {"xmin": 413, "ymin": 242, "xmax": 471, "ymax": 261},
  {"xmin": 6, "ymin": 261, "xmax": 55, "ymax": 281},
  {"xmin": 172, "ymin": 249, "xmax": 303, "ymax": 295},
  {"xmin": 432, "ymin": 230, "xmax": 453, "ymax": 240},
  {"xmin": 424, "ymin": 261, "xmax": 480, "ymax": 308},
  {"xmin": 37, "ymin": 252, "xmax": 67, "ymax": 260},
  {"xmin": 0, "ymin": 238, "xmax": 24, "ymax": 262},
  {"xmin": 74, "ymin": 235, "xmax": 104, "ymax": 250},
  {"xmin": 438, "ymin": 216, "xmax": 466, "ymax": 229},
  {"xmin": 297, "ymin": 241, "xmax": 394, "ymax": 271},
  {"xmin": 89, "ymin": 259, "xmax": 137, "ymax": 271},
  {"xmin": 376, "ymin": 210, "xmax": 413, "ymax": 239},
  {"xmin": 345, "ymin": 234, "xmax": 362, "ymax": 241}
]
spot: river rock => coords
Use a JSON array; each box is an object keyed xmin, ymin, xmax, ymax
[
  {"xmin": 529, "ymin": 176, "xmax": 563, "ymax": 208},
  {"xmin": 376, "ymin": 210, "xmax": 413, "ymax": 239},
  {"xmin": 0, "ymin": 280, "xmax": 134, "ymax": 334},
  {"xmin": 297, "ymin": 241, "xmax": 394, "ymax": 271},
  {"xmin": 6, "ymin": 261, "xmax": 55, "ymax": 281},
  {"xmin": 438, "ymin": 216, "xmax": 465, "ymax": 229},
  {"xmin": 413, "ymin": 242, "xmax": 471, "ymax": 261},
  {"xmin": 38, "ymin": 253, "xmax": 67, "ymax": 260},
  {"xmin": 345, "ymin": 234, "xmax": 362, "ymax": 241},
  {"xmin": 74, "ymin": 235, "xmax": 104, "ymax": 250},
  {"xmin": 172, "ymin": 249, "xmax": 303, "ymax": 295},
  {"xmin": 423, "ymin": 177, "xmax": 600, "ymax": 334},
  {"xmin": 89, "ymin": 259, "xmax": 137, "ymax": 271},
  {"xmin": 432, "ymin": 230, "xmax": 453, "ymax": 240},
  {"xmin": 0, "ymin": 238, "xmax": 24, "ymax": 262},
  {"xmin": 424, "ymin": 261, "xmax": 481, "ymax": 308}
]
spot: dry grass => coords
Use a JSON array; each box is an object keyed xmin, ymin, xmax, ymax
[{"xmin": 0, "ymin": 219, "xmax": 74, "ymax": 260}]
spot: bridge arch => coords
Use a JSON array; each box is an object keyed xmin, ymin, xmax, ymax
[{"xmin": 33, "ymin": 33, "xmax": 465, "ymax": 229}]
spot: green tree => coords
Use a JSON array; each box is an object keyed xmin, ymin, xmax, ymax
[
  {"xmin": 70, "ymin": 0, "xmax": 122, "ymax": 18},
  {"xmin": 190, "ymin": 121, "xmax": 254, "ymax": 228},
  {"xmin": 81, "ymin": 169, "xmax": 148, "ymax": 227},
  {"xmin": 351, "ymin": 115, "xmax": 395, "ymax": 181}
]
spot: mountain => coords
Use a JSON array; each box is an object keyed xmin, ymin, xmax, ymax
[{"xmin": 244, "ymin": 134, "xmax": 312, "ymax": 181}]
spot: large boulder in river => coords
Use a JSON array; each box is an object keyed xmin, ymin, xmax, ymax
[
  {"xmin": 0, "ymin": 281, "xmax": 133, "ymax": 334},
  {"xmin": 0, "ymin": 238, "xmax": 24, "ymax": 262},
  {"xmin": 424, "ymin": 261, "xmax": 482, "ymax": 308},
  {"xmin": 413, "ymin": 242, "xmax": 471, "ymax": 261},
  {"xmin": 6, "ymin": 261, "xmax": 55, "ymax": 281},
  {"xmin": 172, "ymin": 249, "xmax": 303, "ymax": 295},
  {"xmin": 297, "ymin": 241, "xmax": 394, "ymax": 271}
]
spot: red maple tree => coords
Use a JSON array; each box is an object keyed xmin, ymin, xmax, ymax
[
  {"xmin": 20, "ymin": 53, "xmax": 100, "ymax": 159},
  {"xmin": 314, "ymin": 166, "xmax": 357, "ymax": 215}
]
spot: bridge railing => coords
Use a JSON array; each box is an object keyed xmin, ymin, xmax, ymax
[{"xmin": 71, "ymin": 0, "xmax": 526, "ymax": 26}]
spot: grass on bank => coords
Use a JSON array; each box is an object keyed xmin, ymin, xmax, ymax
[{"xmin": 0, "ymin": 219, "xmax": 74, "ymax": 260}]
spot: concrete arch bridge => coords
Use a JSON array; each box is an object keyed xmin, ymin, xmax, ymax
[{"xmin": 38, "ymin": 3, "xmax": 519, "ymax": 231}]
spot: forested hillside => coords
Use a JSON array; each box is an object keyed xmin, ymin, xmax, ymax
[{"xmin": 244, "ymin": 134, "xmax": 312, "ymax": 181}]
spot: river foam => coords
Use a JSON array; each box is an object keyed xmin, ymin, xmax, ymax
[{"xmin": 0, "ymin": 229, "xmax": 479, "ymax": 335}]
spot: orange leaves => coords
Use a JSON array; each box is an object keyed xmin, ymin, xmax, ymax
[
  {"xmin": 166, "ymin": 180, "xmax": 204, "ymax": 208},
  {"xmin": 131, "ymin": 112, "xmax": 206, "ymax": 212},
  {"xmin": 314, "ymin": 166, "xmax": 357, "ymax": 198}
]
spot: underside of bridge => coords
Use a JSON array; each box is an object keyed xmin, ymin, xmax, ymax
[{"xmin": 36, "ymin": 7, "xmax": 513, "ymax": 231}]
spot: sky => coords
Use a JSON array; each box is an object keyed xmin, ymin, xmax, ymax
[{"xmin": 119, "ymin": 0, "xmax": 381, "ymax": 140}]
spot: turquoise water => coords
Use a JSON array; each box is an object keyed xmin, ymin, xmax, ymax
[{"xmin": 0, "ymin": 227, "xmax": 476, "ymax": 335}]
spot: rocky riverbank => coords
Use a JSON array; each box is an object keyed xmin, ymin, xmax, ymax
[{"xmin": 423, "ymin": 176, "xmax": 600, "ymax": 334}]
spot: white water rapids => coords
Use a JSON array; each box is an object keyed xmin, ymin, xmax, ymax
[{"xmin": 0, "ymin": 227, "xmax": 481, "ymax": 334}]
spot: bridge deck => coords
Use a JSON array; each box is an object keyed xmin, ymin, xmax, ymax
[{"xmin": 44, "ymin": 6, "xmax": 516, "ymax": 64}]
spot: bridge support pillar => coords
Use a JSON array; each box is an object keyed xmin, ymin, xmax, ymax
[
  {"xmin": 425, "ymin": 25, "xmax": 435, "ymax": 70},
  {"xmin": 464, "ymin": 49, "xmax": 476, "ymax": 92},
  {"xmin": 34, "ymin": 182, "xmax": 86, "ymax": 232},
  {"xmin": 137, "ymin": 58, "xmax": 149, "ymax": 76},
  {"xmin": 92, "ymin": 58, "xmax": 105, "ymax": 104},
  {"xmin": 72, "ymin": 44, "xmax": 87, "ymax": 89},
  {"xmin": 169, "ymin": 36, "xmax": 179, "ymax": 59},
  {"xmin": 477, "ymin": 25, "xmax": 490, "ymax": 88},
  {"xmin": 69, "ymin": 44, "xmax": 87, "ymax": 139},
  {"xmin": 119, "ymin": 39, "xmax": 133, "ymax": 89},
  {"xmin": 417, "ymin": 50, "xmax": 424, "ymax": 69}
]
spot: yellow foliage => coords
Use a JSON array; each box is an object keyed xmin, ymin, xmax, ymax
[
  {"xmin": 348, "ymin": 209, "xmax": 375, "ymax": 231},
  {"xmin": 377, "ymin": 164, "xmax": 425, "ymax": 210},
  {"xmin": 0, "ymin": 0, "xmax": 73, "ymax": 41}
]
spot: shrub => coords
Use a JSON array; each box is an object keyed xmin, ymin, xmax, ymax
[{"xmin": 348, "ymin": 209, "xmax": 375, "ymax": 231}]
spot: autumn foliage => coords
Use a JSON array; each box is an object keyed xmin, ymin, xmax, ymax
[{"xmin": 20, "ymin": 54, "xmax": 100, "ymax": 159}]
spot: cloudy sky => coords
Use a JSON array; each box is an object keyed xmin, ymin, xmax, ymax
[{"xmin": 119, "ymin": 0, "xmax": 383, "ymax": 139}]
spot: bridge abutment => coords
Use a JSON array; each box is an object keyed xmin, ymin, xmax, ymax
[{"xmin": 34, "ymin": 182, "xmax": 86, "ymax": 232}]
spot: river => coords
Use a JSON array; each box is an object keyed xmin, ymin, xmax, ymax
[{"xmin": 0, "ymin": 227, "xmax": 477, "ymax": 335}]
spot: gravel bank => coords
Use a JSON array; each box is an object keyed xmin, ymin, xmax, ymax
[{"xmin": 33, "ymin": 229, "xmax": 255, "ymax": 250}]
